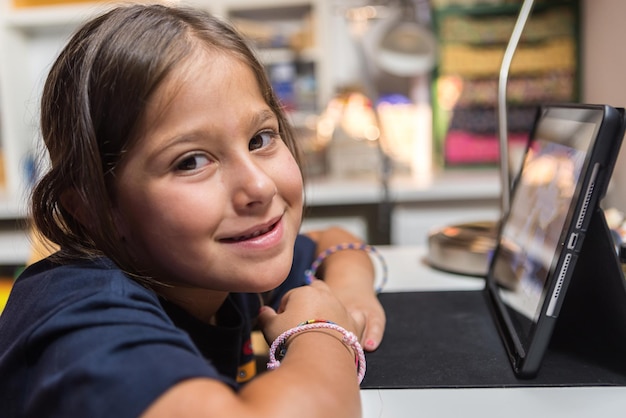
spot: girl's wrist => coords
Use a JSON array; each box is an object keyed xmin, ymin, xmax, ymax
[
  {"xmin": 267, "ymin": 320, "xmax": 366, "ymax": 384},
  {"xmin": 305, "ymin": 243, "xmax": 387, "ymax": 294},
  {"xmin": 288, "ymin": 328, "xmax": 356, "ymax": 364}
]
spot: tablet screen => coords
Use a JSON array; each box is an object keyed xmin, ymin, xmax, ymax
[{"xmin": 489, "ymin": 106, "xmax": 601, "ymax": 350}]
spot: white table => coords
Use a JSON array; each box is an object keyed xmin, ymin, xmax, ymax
[{"xmin": 361, "ymin": 246, "xmax": 626, "ymax": 418}]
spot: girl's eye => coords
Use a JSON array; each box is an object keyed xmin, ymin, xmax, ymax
[
  {"xmin": 176, "ymin": 154, "xmax": 210, "ymax": 171},
  {"xmin": 249, "ymin": 131, "xmax": 278, "ymax": 151}
]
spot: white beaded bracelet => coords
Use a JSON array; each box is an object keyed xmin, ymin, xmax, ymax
[
  {"xmin": 304, "ymin": 243, "xmax": 388, "ymax": 294},
  {"xmin": 266, "ymin": 320, "xmax": 366, "ymax": 384}
]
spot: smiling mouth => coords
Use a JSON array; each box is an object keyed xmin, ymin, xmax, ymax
[{"xmin": 222, "ymin": 221, "xmax": 278, "ymax": 243}]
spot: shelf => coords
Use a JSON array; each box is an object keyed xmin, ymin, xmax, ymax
[
  {"xmin": 0, "ymin": 228, "xmax": 30, "ymax": 265},
  {"xmin": 306, "ymin": 169, "xmax": 500, "ymax": 207},
  {"xmin": 431, "ymin": 0, "xmax": 580, "ymax": 167},
  {"xmin": 431, "ymin": 0, "xmax": 577, "ymax": 16},
  {"xmin": 0, "ymin": 0, "xmax": 334, "ymax": 214}
]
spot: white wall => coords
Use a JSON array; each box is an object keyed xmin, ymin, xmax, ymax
[{"xmin": 581, "ymin": 0, "xmax": 626, "ymax": 212}]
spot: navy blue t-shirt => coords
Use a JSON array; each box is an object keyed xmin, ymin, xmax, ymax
[{"xmin": 0, "ymin": 235, "xmax": 316, "ymax": 418}]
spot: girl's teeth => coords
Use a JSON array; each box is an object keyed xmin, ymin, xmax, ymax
[{"xmin": 236, "ymin": 226, "xmax": 270, "ymax": 241}]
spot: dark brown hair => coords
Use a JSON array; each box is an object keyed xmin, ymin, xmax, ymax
[{"xmin": 31, "ymin": 3, "xmax": 301, "ymax": 274}]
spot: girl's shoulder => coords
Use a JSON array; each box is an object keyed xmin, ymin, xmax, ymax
[
  {"xmin": 0, "ymin": 257, "xmax": 221, "ymax": 418},
  {"xmin": 2, "ymin": 256, "xmax": 166, "ymax": 341},
  {"xmin": 16, "ymin": 256, "xmax": 158, "ymax": 308}
]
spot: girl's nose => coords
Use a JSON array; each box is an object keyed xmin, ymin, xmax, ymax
[{"xmin": 229, "ymin": 158, "xmax": 277, "ymax": 212}]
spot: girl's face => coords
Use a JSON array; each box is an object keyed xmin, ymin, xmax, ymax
[{"xmin": 112, "ymin": 51, "xmax": 303, "ymax": 293}]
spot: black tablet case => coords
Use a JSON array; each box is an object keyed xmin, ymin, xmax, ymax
[{"xmin": 361, "ymin": 208, "xmax": 626, "ymax": 389}]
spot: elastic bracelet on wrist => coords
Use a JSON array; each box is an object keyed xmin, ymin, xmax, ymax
[
  {"xmin": 267, "ymin": 320, "xmax": 366, "ymax": 384},
  {"xmin": 304, "ymin": 242, "xmax": 388, "ymax": 294}
]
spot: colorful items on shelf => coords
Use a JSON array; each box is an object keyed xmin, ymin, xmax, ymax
[{"xmin": 432, "ymin": 2, "xmax": 579, "ymax": 167}]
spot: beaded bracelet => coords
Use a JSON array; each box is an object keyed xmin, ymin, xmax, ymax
[
  {"xmin": 304, "ymin": 243, "xmax": 388, "ymax": 294},
  {"xmin": 267, "ymin": 320, "xmax": 367, "ymax": 384}
]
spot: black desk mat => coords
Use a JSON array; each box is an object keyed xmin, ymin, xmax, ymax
[{"xmin": 361, "ymin": 290, "xmax": 626, "ymax": 389}]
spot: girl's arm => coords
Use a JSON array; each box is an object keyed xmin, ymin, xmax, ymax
[
  {"xmin": 142, "ymin": 280, "xmax": 362, "ymax": 418},
  {"xmin": 141, "ymin": 226, "xmax": 383, "ymax": 418},
  {"xmin": 305, "ymin": 226, "xmax": 386, "ymax": 352}
]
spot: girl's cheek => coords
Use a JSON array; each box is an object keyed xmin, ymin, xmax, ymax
[
  {"xmin": 272, "ymin": 144, "xmax": 303, "ymax": 203},
  {"xmin": 286, "ymin": 160, "xmax": 304, "ymax": 197}
]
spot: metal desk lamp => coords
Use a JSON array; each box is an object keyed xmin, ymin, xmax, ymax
[
  {"xmin": 426, "ymin": 0, "xmax": 536, "ymax": 276},
  {"xmin": 341, "ymin": 0, "xmax": 437, "ymax": 244}
]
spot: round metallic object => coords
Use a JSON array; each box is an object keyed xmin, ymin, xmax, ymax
[{"xmin": 427, "ymin": 220, "xmax": 498, "ymax": 277}]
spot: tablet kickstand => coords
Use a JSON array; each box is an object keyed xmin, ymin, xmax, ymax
[{"xmin": 549, "ymin": 207, "xmax": 626, "ymax": 377}]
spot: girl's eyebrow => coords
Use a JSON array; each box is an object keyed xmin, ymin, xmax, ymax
[
  {"xmin": 251, "ymin": 109, "xmax": 278, "ymax": 127},
  {"xmin": 149, "ymin": 108, "xmax": 279, "ymax": 157},
  {"xmin": 159, "ymin": 131, "xmax": 201, "ymax": 150},
  {"xmin": 148, "ymin": 109, "xmax": 276, "ymax": 155}
]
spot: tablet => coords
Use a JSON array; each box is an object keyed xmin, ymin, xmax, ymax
[{"xmin": 485, "ymin": 103, "xmax": 625, "ymax": 378}]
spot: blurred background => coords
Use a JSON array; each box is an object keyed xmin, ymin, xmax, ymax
[{"xmin": 0, "ymin": 0, "xmax": 625, "ymax": 270}]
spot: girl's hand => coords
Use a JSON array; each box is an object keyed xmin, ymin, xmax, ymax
[
  {"xmin": 256, "ymin": 279, "xmax": 361, "ymax": 345},
  {"xmin": 304, "ymin": 227, "xmax": 387, "ymax": 352},
  {"xmin": 331, "ymin": 285, "xmax": 386, "ymax": 352}
]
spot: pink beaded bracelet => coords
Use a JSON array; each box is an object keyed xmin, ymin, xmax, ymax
[
  {"xmin": 267, "ymin": 320, "xmax": 367, "ymax": 384},
  {"xmin": 304, "ymin": 243, "xmax": 388, "ymax": 294}
]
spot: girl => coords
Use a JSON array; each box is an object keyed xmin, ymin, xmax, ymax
[{"xmin": 0, "ymin": 3, "xmax": 386, "ymax": 418}]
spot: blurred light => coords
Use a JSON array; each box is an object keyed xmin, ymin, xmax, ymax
[
  {"xmin": 364, "ymin": 125, "xmax": 381, "ymax": 141},
  {"xmin": 345, "ymin": 5, "xmax": 379, "ymax": 22}
]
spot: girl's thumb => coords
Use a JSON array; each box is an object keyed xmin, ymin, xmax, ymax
[{"xmin": 257, "ymin": 305, "xmax": 276, "ymax": 327}]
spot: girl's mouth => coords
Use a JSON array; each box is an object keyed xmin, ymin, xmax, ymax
[{"xmin": 222, "ymin": 220, "xmax": 279, "ymax": 243}]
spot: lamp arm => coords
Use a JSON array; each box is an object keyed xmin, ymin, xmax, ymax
[{"xmin": 497, "ymin": 0, "xmax": 535, "ymax": 216}]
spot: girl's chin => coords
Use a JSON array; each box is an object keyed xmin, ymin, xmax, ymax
[{"xmin": 244, "ymin": 275, "xmax": 289, "ymax": 293}]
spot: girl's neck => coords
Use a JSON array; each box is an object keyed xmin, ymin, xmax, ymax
[{"xmin": 154, "ymin": 285, "xmax": 229, "ymax": 325}]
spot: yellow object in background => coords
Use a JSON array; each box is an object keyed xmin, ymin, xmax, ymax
[
  {"xmin": 0, "ymin": 278, "xmax": 13, "ymax": 314},
  {"xmin": 12, "ymin": 0, "xmax": 98, "ymax": 7},
  {"xmin": 439, "ymin": 38, "xmax": 576, "ymax": 77}
]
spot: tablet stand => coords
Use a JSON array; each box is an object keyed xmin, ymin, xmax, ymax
[
  {"xmin": 548, "ymin": 207, "xmax": 626, "ymax": 375},
  {"xmin": 361, "ymin": 208, "xmax": 626, "ymax": 389}
]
